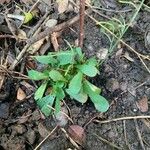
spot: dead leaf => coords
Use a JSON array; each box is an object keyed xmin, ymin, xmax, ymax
[
  {"xmin": 115, "ymin": 48, "xmax": 123, "ymax": 57},
  {"xmin": 17, "ymin": 87, "xmax": 26, "ymax": 101},
  {"xmin": 17, "ymin": 29, "xmax": 27, "ymax": 40},
  {"xmin": 68, "ymin": 125, "xmax": 86, "ymax": 145},
  {"xmin": 136, "ymin": 96, "xmax": 148, "ymax": 112},
  {"xmin": 124, "ymin": 52, "xmax": 134, "ymax": 62},
  {"xmin": 20, "ymin": 81, "xmax": 35, "ymax": 91},
  {"xmin": 28, "ymin": 38, "xmax": 45, "ymax": 54},
  {"xmin": 51, "ymin": 32, "xmax": 60, "ymax": 51},
  {"xmin": 75, "ymin": 39, "xmax": 79, "ymax": 47},
  {"xmin": 56, "ymin": 0, "xmax": 69, "ymax": 14}
]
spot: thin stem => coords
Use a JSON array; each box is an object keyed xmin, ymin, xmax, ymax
[{"xmin": 79, "ymin": 0, "xmax": 86, "ymax": 48}]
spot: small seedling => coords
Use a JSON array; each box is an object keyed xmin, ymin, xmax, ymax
[{"xmin": 28, "ymin": 47, "xmax": 109, "ymax": 116}]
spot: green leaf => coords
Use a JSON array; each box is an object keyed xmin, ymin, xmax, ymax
[
  {"xmin": 56, "ymin": 81, "xmax": 65, "ymax": 88},
  {"xmin": 56, "ymin": 87, "xmax": 65, "ymax": 100},
  {"xmin": 83, "ymin": 80, "xmax": 101, "ymax": 94},
  {"xmin": 34, "ymin": 55, "xmax": 57, "ymax": 64},
  {"xmin": 74, "ymin": 47, "xmax": 84, "ymax": 61},
  {"xmin": 77, "ymin": 64, "xmax": 98, "ymax": 77},
  {"xmin": 91, "ymin": 94, "xmax": 109, "ymax": 112},
  {"xmin": 28, "ymin": 70, "xmax": 48, "ymax": 80},
  {"xmin": 49, "ymin": 70, "xmax": 66, "ymax": 81},
  {"xmin": 68, "ymin": 72, "xmax": 83, "ymax": 94},
  {"xmin": 41, "ymin": 104, "xmax": 53, "ymax": 117},
  {"xmin": 83, "ymin": 80, "xmax": 109, "ymax": 112},
  {"xmin": 34, "ymin": 82, "xmax": 48, "ymax": 100},
  {"xmin": 55, "ymin": 97, "xmax": 61, "ymax": 113},
  {"xmin": 57, "ymin": 51, "xmax": 75, "ymax": 65},
  {"xmin": 86, "ymin": 57, "xmax": 98, "ymax": 67},
  {"xmin": 37, "ymin": 95, "xmax": 55, "ymax": 108},
  {"xmin": 66, "ymin": 88, "xmax": 88, "ymax": 103},
  {"xmin": 24, "ymin": 12, "xmax": 33, "ymax": 23}
]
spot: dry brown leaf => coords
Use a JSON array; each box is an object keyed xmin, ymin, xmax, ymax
[
  {"xmin": 28, "ymin": 38, "xmax": 45, "ymax": 54},
  {"xmin": 68, "ymin": 125, "xmax": 86, "ymax": 145},
  {"xmin": 136, "ymin": 96, "xmax": 148, "ymax": 112},
  {"xmin": 51, "ymin": 32, "xmax": 60, "ymax": 51},
  {"xmin": 56, "ymin": 0, "xmax": 69, "ymax": 14},
  {"xmin": 17, "ymin": 87, "xmax": 26, "ymax": 101},
  {"xmin": 20, "ymin": 81, "xmax": 35, "ymax": 91},
  {"xmin": 17, "ymin": 29, "xmax": 27, "ymax": 40}
]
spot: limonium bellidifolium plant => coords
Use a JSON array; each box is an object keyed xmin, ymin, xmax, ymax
[{"xmin": 28, "ymin": 47, "xmax": 109, "ymax": 116}]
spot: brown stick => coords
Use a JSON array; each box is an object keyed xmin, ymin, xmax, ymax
[
  {"xmin": 79, "ymin": 0, "xmax": 86, "ymax": 48},
  {"xmin": 134, "ymin": 119, "xmax": 146, "ymax": 150}
]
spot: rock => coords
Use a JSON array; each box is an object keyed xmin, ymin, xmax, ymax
[
  {"xmin": 13, "ymin": 125, "xmax": 27, "ymax": 134},
  {"xmin": 26, "ymin": 129, "xmax": 36, "ymax": 144},
  {"xmin": 106, "ymin": 78, "xmax": 120, "ymax": 92},
  {"xmin": 45, "ymin": 19, "xmax": 57, "ymax": 28},
  {"xmin": 0, "ymin": 102, "xmax": 9, "ymax": 119}
]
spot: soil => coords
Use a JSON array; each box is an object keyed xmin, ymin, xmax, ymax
[{"xmin": 0, "ymin": 1, "xmax": 150, "ymax": 150}]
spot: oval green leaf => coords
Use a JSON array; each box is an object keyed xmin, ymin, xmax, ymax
[
  {"xmin": 49, "ymin": 70, "xmax": 66, "ymax": 81},
  {"xmin": 28, "ymin": 70, "xmax": 48, "ymax": 80},
  {"xmin": 77, "ymin": 64, "xmax": 98, "ymax": 77},
  {"xmin": 83, "ymin": 80, "xmax": 101, "ymax": 94},
  {"xmin": 34, "ymin": 55, "xmax": 57, "ymax": 64},
  {"xmin": 83, "ymin": 80, "xmax": 109, "ymax": 112},
  {"xmin": 68, "ymin": 72, "xmax": 83, "ymax": 94},
  {"xmin": 34, "ymin": 82, "xmax": 48, "ymax": 100},
  {"xmin": 66, "ymin": 88, "xmax": 88, "ymax": 104}
]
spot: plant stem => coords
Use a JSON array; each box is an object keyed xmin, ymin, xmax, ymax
[{"xmin": 79, "ymin": 0, "xmax": 85, "ymax": 48}]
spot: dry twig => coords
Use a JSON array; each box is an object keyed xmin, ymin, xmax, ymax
[
  {"xmin": 34, "ymin": 125, "xmax": 58, "ymax": 150},
  {"xmin": 79, "ymin": 0, "xmax": 85, "ymax": 48},
  {"xmin": 123, "ymin": 120, "xmax": 131, "ymax": 150},
  {"xmin": 134, "ymin": 119, "xmax": 146, "ymax": 150},
  {"xmin": 95, "ymin": 116, "xmax": 150, "ymax": 124},
  {"xmin": 92, "ymin": 133, "xmax": 122, "ymax": 150},
  {"xmin": 60, "ymin": 127, "xmax": 80, "ymax": 150}
]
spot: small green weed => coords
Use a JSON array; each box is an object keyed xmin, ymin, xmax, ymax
[{"xmin": 28, "ymin": 47, "xmax": 109, "ymax": 116}]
